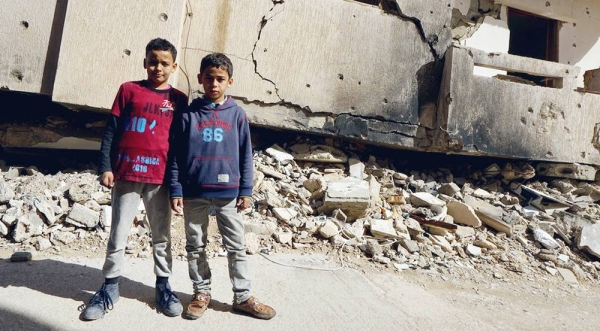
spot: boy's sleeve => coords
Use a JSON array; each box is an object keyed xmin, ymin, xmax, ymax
[
  {"xmin": 99, "ymin": 84, "xmax": 128, "ymax": 174},
  {"xmin": 238, "ymin": 110, "xmax": 253, "ymax": 198},
  {"xmin": 98, "ymin": 115, "xmax": 118, "ymax": 174},
  {"xmin": 168, "ymin": 109, "xmax": 186, "ymax": 198}
]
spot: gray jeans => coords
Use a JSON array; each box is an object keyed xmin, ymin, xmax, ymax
[
  {"xmin": 183, "ymin": 197, "xmax": 251, "ymax": 303},
  {"xmin": 102, "ymin": 180, "xmax": 173, "ymax": 278}
]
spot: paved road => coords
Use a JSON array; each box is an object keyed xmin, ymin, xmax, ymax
[{"xmin": 0, "ymin": 252, "xmax": 495, "ymax": 331}]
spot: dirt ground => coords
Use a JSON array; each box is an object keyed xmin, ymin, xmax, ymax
[{"xmin": 2, "ymin": 213, "xmax": 600, "ymax": 331}]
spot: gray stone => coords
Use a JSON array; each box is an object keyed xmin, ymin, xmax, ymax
[
  {"xmin": 100, "ymin": 205, "xmax": 112, "ymax": 228},
  {"xmin": 578, "ymin": 222, "xmax": 600, "ymax": 259},
  {"xmin": 272, "ymin": 208, "xmax": 299, "ymax": 225},
  {"xmin": 466, "ymin": 244, "xmax": 482, "ymax": 256},
  {"xmin": 455, "ymin": 225, "xmax": 476, "ymax": 239},
  {"xmin": 52, "ymin": 230, "xmax": 77, "ymax": 245},
  {"xmin": 5, "ymin": 168, "xmax": 19, "ymax": 180},
  {"xmin": 365, "ymin": 239, "xmax": 383, "ymax": 257},
  {"xmin": 410, "ymin": 192, "xmax": 445, "ymax": 208},
  {"xmin": 400, "ymin": 239, "xmax": 420, "ymax": 253},
  {"xmin": 318, "ymin": 221, "xmax": 339, "ymax": 239},
  {"xmin": 557, "ymin": 267, "xmax": 579, "ymax": 284},
  {"xmin": 66, "ymin": 203, "xmax": 99, "ymax": 228},
  {"xmin": 68, "ymin": 183, "xmax": 95, "ymax": 203},
  {"xmin": 438, "ymin": 182, "xmax": 461, "ymax": 197},
  {"xmin": 244, "ymin": 232, "xmax": 260, "ymax": 255},
  {"xmin": 274, "ymin": 231, "xmax": 293, "ymax": 245},
  {"xmin": 446, "ymin": 200, "xmax": 482, "ymax": 227},
  {"xmin": 370, "ymin": 219, "xmax": 398, "ymax": 239},
  {"xmin": 11, "ymin": 251, "xmax": 32, "ymax": 262},
  {"xmin": 0, "ymin": 182, "xmax": 15, "ymax": 203},
  {"xmin": 319, "ymin": 177, "xmax": 371, "ymax": 221},
  {"xmin": 349, "ymin": 158, "xmax": 366, "ymax": 179},
  {"xmin": 0, "ymin": 221, "xmax": 8, "ymax": 237},
  {"xmin": 265, "ymin": 144, "xmax": 294, "ymax": 164},
  {"xmin": 302, "ymin": 177, "xmax": 327, "ymax": 193},
  {"xmin": 35, "ymin": 237, "xmax": 52, "ymax": 251},
  {"xmin": 34, "ymin": 197, "xmax": 56, "ymax": 225}
]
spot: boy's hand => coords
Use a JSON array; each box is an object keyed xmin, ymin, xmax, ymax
[
  {"xmin": 236, "ymin": 197, "xmax": 251, "ymax": 212},
  {"xmin": 171, "ymin": 198, "xmax": 183, "ymax": 214},
  {"xmin": 100, "ymin": 171, "xmax": 115, "ymax": 188}
]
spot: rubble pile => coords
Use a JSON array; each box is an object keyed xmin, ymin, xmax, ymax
[{"xmin": 2, "ymin": 139, "xmax": 600, "ymax": 285}]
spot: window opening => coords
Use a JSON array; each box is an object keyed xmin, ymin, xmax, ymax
[{"xmin": 507, "ymin": 8, "xmax": 560, "ymax": 87}]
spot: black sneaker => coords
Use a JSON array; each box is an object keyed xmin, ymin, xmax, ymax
[
  {"xmin": 156, "ymin": 282, "xmax": 183, "ymax": 317},
  {"xmin": 81, "ymin": 284, "xmax": 119, "ymax": 321}
]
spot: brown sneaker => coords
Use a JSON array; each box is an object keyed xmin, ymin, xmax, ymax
[
  {"xmin": 232, "ymin": 296, "xmax": 276, "ymax": 320},
  {"xmin": 185, "ymin": 292, "xmax": 211, "ymax": 320}
]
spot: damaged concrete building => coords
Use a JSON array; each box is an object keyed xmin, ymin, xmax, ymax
[{"xmin": 2, "ymin": 0, "xmax": 600, "ymax": 167}]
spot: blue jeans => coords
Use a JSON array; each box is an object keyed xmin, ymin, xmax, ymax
[{"xmin": 183, "ymin": 197, "xmax": 251, "ymax": 303}]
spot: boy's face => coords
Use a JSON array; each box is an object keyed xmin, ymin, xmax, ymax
[
  {"xmin": 144, "ymin": 50, "xmax": 177, "ymax": 89},
  {"xmin": 198, "ymin": 66, "xmax": 232, "ymax": 103}
]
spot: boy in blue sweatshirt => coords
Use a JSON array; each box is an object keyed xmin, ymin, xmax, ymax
[{"xmin": 169, "ymin": 53, "xmax": 276, "ymax": 320}]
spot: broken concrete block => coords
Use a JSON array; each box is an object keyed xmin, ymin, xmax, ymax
[
  {"xmin": 557, "ymin": 267, "xmax": 579, "ymax": 284},
  {"xmin": 370, "ymin": 219, "xmax": 398, "ymax": 239},
  {"xmin": 533, "ymin": 228, "xmax": 560, "ymax": 250},
  {"xmin": 349, "ymin": 158, "xmax": 366, "ymax": 179},
  {"xmin": 303, "ymin": 177, "xmax": 326, "ymax": 193},
  {"xmin": 245, "ymin": 232, "xmax": 260, "ymax": 255},
  {"xmin": 274, "ymin": 231, "xmax": 293, "ymax": 245},
  {"xmin": 577, "ymin": 222, "xmax": 600, "ymax": 259},
  {"xmin": 438, "ymin": 182, "xmax": 461, "ymax": 197},
  {"xmin": 68, "ymin": 183, "xmax": 95, "ymax": 204},
  {"xmin": 318, "ymin": 221, "xmax": 339, "ymax": 239},
  {"xmin": 463, "ymin": 195, "xmax": 511, "ymax": 234},
  {"xmin": 455, "ymin": 225, "xmax": 476, "ymax": 239},
  {"xmin": 410, "ymin": 192, "xmax": 445, "ymax": 208},
  {"xmin": 12, "ymin": 215, "xmax": 41, "ymax": 243},
  {"xmin": 472, "ymin": 188, "xmax": 493, "ymax": 199},
  {"xmin": 319, "ymin": 177, "xmax": 371, "ymax": 221},
  {"xmin": 0, "ymin": 222, "xmax": 8, "ymax": 237},
  {"xmin": 265, "ymin": 144, "xmax": 294, "ymax": 164},
  {"xmin": 0, "ymin": 182, "xmax": 15, "ymax": 203},
  {"xmin": 272, "ymin": 208, "xmax": 299, "ymax": 225},
  {"xmin": 291, "ymin": 144, "xmax": 347, "ymax": 163},
  {"xmin": 34, "ymin": 197, "xmax": 56, "ymax": 225},
  {"xmin": 446, "ymin": 200, "xmax": 482, "ymax": 227},
  {"xmin": 35, "ymin": 237, "xmax": 52, "ymax": 251},
  {"xmin": 365, "ymin": 239, "xmax": 383, "ymax": 257},
  {"xmin": 66, "ymin": 203, "xmax": 99, "ymax": 228},
  {"xmin": 52, "ymin": 230, "xmax": 77, "ymax": 245},
  {"xmin": 466, "ymin": 244, "xmax": 482, "ymax": 256},
  {"xmin": 400, "ymin": 238, "xmax": 420, "ymax": 253}
]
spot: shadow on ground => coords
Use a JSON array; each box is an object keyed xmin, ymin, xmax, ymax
[{"xmin": 0, "ymin": 258, "xmax": 201, "ymax": 319}]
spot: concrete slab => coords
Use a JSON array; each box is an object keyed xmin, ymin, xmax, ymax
[{"xmin": 52, "ymin": 0, "xmax": 187, "ymax": 110}]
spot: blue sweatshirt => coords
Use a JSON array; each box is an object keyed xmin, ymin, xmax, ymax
[{"xmin": 169, "ymin": 97, "xmax": 253, "ymax": 199}]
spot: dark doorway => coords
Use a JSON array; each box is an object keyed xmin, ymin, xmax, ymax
[{"xmin": 507, "ymin": 8, "xmax": 560, "ymax": 86}]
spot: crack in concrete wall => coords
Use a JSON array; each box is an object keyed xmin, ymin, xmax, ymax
[
  {"xmin": 250, "ymin": 1, "xmax": 291, "ymax": 106},
  {"xmin": 385, "ymin": 1, "xmax": 443, "ymax": 59}
]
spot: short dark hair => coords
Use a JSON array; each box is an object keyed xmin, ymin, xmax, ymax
[
  {"xmin": 200, "ymin": 53, "xmax": 233, "ymax": 78},
  {"xmin": 146, "ymin": 38, "xmax": 177, "ymax": 61}
]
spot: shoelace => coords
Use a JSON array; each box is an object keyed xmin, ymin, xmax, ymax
[
  {"xmin": 158, "ymin": 285, "xmax": 178, "ymax": 308},
  {"xmin": 89, "ymin": 285, "xmax": 114, "ymax": 312}
]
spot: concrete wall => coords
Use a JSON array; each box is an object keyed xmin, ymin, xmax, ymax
[
  {"xmin": 458, "ymin": 0, "xmax": 600, "ymax": 88},
  {"xmin": 436, "ymin": 46, "xmax": 600, "ymax": 165},
  {"xmin": 51, "ymin": 0, "xmax": 187, "ymax": 111},
  {"xmin": 0, "ymin": 0, "xmax": 66, "ymax": 95},
  {"xmin": 178, "ymin": 0, "xmax": 450, "ymax": 147}
]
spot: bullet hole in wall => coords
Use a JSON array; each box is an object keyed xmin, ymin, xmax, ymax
[
  {"xmin": 159, "ymin": 13, "xmax": 168, "ymax": 22},
  {"xmin": 20, "ymin": 21, "xmax": 29, "ymax": 29},
  {"xmin": 11, "ymin": 70, "xmax": 24, "ymax": 81}
]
